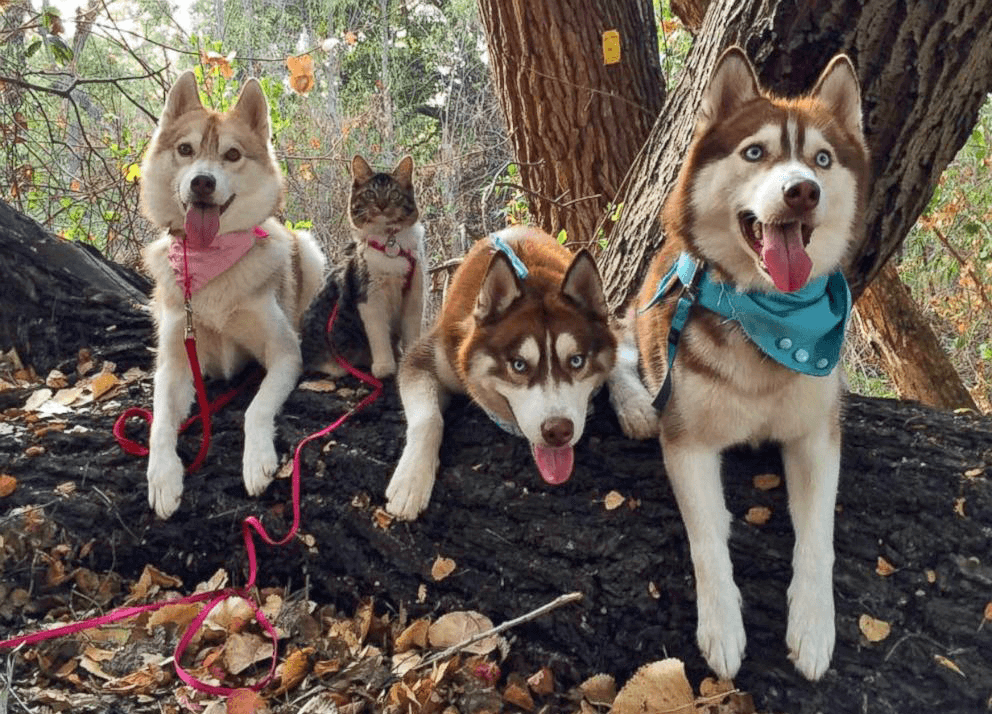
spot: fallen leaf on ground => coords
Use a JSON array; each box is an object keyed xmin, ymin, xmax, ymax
[
  {"xmin": 431, "ymin": 555, "xmax": 456, "ymax": 581},
  {"xmin": 876, "ymin": 556, "xmax": 896, "ymax": 576},
  {"xmin": 859, "ymin": 614, "xmax": 891, "ymax": 642},
  {"xmin": 604, "ymin": 491, "xmax": 625, "ymax": 510},
  {"xmin": 395, "ymin": 618, "xmax": 430, "ymax": 652},
  {"xmin": 227, "ymin": 688, "xmax": 268, "ymax": 714},
  {"xmin": 744, "ymin": 506, "xmax": 771, "ymax": 525},
  {"xmin": 611, "ymin": 659, "xmax": 694, "ymax": 714},
  {"xmin": 428, "ymin": 611, "xmax": 500, "ymax": 655},
  {"xmin": 934, "ymin": 654, "xmax": 965, "ymax": 677},
  {"xmin": 0, "ymin": 474, "xmax": 16, "ymax": 497}
]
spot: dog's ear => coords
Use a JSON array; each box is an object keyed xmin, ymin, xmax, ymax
[
  {"xmin": 475, "ymin": 251, "xmax": 523, "ymax": 323},
  {"xmin": 231, "ymin": 78, "xmax": 271, "ymax": 137},
  {"xmin": 392, "ymin": 155, "xmax": 414, "ymax": 189},
  {"xmin": 561, "ymin": 249, "xmax": 608, "ymax": 319},
  {"xmin": 698, "ymin": 46, "xmax": 761, "ymax": 130},
  {"xmin": 352, "ymin": 155, "xmax": 374, "ymax": 183},
  {"xmin": 162, "ymin": 71, "xmax": 203, "ymax": 121},
  {"xmin": 811, "ymin": 54, "xmax": 863, "ymax": 138}
]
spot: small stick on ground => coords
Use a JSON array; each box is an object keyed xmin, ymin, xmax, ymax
[{"xmin": 415, "ymin": 591, "xmax": 584, "ymax": 671}]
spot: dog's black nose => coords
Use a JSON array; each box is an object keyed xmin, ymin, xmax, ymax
[
  {"xmin": 783, "ymin": 179, "xmax": 820, "ymax": 211},
  {"xmin": 190, "ymin": 174, "xmax": 216, "ymax": 199},
  {"xmin": 541, "ymin": 417, "xmax": 574, "ymax": 447}
]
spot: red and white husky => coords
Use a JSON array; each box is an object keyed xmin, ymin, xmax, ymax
[
  {"xmin": 610, "ymin": 48, "xmax": 868, "ymax": 680},
  {"xmin": 385, "ymin": 226, "xmax": 617, "ymax": 521}
]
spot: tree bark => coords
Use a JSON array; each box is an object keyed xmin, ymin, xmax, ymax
[
  {"xmin": 0, "ymin": 199, "xmax": 152, "ymax": 376},
  {"xmin": 477, "ymin": 0, "xmax": 665, "ymax": 247},
  {"xmin": 599, "ymin": 0, "xmax": 992, "ymax": 309},
  {"xmin": 852, "ymin": 262, "xmax": 979, "ymax": 411}
]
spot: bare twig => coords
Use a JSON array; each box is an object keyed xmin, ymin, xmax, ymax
[
  {"xmin": 932, "ymin": 226, "xmax": 992, "ymax": 313},
  {"xmin": 414, "ymin": 591, "xmax": 584, "ymax": 671}
]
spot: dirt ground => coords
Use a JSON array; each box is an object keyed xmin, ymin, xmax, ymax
[{"xmin": 2, "ymin": 347, "xmax": 992, "ymax": 713}]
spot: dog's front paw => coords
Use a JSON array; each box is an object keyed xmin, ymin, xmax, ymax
[
  {"xmin": 372, "ymin": 358, "xmax": 397, "ymax": 379},
  {"xmin": 786, "ymin": 578, "xmax": 835, "ymax": 680},
  {"xmin": 243, "ymin": 438, "xmax": 278, "ymax": 497},
  {"xmin": 696, "ymin": 582, "xmax": 746, "ymax": 680},
  {"xmin": 147, "ymin": 451, "xmax": 184, "ymax": 519},
  {"xmin": 385, "ymin": 451, "xmax": 436, "ymax": 521},
  {"xmin": 615, "ymin": 392, "xmax": 659, "ymax": 440}
]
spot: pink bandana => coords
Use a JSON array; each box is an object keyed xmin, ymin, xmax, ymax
[{"xmin": 169, "ymin": 225, "xmax": 268, "ymax": 295}]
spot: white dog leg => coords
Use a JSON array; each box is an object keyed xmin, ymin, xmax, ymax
[
  {"xmin": 607, "ymin": 331, "xmax": 659, "ymax": 440},
  {"xmin": 783, "ymin": 423, "xmax": 841, "ymax": 680},
  {"xmin": 240, "ymin": 309, "xmax": 303, "ymax": 497},
  {"xmin": 664, "ymin": 441, "xmax": 746, "ymax": 680},
  {"xmin": 147, "ymin": 312, "xmax": 195, "ymax": 519},
  {"xmin": 385, "ymin": 347, "xmax": 448, "ymax": 520}
]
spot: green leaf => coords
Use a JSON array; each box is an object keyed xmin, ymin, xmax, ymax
[
  {"xmin": 25, "ymin": 39, "xmax": 42, "ymax": 58},
  {"xmin": 556, "ymin": 229, "xmax": 567, "ymax": 244}
]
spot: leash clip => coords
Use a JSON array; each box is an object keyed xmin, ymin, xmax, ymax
[{"xmin": 184, "ymin": 299, "xmax": 195, "ymax": 339}]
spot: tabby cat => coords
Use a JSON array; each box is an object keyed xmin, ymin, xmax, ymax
[{"xmin": 301, "ymin": 155, "xmax": 425, "ymax": 378}]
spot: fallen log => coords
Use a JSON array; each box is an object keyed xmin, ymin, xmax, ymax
[{"xmin": 1, "ymin": 202, "xmax": 991, "ymax": 713}]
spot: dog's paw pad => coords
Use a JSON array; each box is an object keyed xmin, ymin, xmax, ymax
[
  {"xmin": 243, "ymin": 442, "xmax": 278, "ymax": 496},
  {"xmin": 147, "ymin": 454, "xmax": 184, "ymax": 519}
]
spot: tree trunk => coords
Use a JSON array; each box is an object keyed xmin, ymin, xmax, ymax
[
  {"xmin": 852, "ymin": 262, "xmax": 979, "ymax": 411},
  {"xmin": 477, "ymin": 0, "xmax": 664, "ymax": 247},
  {"xmin": 0, "ymin": 199, "xmax": 152, "ymax": 376},
  {"xmin": 600, "ymin": 0, "xmax": 992, "ymax": 308}
]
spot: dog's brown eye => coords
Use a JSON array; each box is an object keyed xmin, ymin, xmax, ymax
[
  {"xmin": 177, "ymin": 143, "xmax": 193, "ymax": 157},
  {"xmin": 510, "ymin": 357, "xmax": 528, "ymax": 374},
  {"xmin": 224, "ymin": 148, "xmax": 241, "ymax": 162}
]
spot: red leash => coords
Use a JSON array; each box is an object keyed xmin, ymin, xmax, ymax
[{"xmin": 5, "ymin": 259, "xmax": 383, "ymax": 699}]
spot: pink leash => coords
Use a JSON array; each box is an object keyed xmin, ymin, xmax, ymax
[{"xmin": 3, "ymin": 261, "xmax": 382, "ymax": 699}]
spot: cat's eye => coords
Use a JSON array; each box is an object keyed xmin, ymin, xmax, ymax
[
  {"xmin": 363, "ymin": 189, "xmax": 376, "ymax": 201},
  {"xmin": 814, "ymin": 150, "xmax": 832, "ymax": 168},
  {"xmin": 568, "ymin": 354, "xmax": 585, "ymax": 369},
  {"xmin": 742, "ymin": 144, "xmax": 764, "ymax": 162},
  {"xmin": 510, "ymin": 357, "xmax": 528, "ymax": 374},
  {"xmin": 224, "ymin": 147, "xmax": 242, "ymax": 162},
  {"xmin": 177, "ymin": 142, "xmax": 193, "ymax": 157}
]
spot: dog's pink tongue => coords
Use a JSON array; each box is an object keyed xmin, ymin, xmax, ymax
[
  {"xmin": 531, "ymin": 444, "xmax": 574, "ymax": 485},
  {"xmin": 761, "ymin": 222, "xmax": 812, "ymax": 292},
  {"xmin": 184, "ymin": 204, "xmax": 221, "ymax": 249}
]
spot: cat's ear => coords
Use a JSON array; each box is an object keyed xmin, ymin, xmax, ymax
[
  {"xmin": 392, "ymin": 155, "xmax": 414, "ymax": 189},
  {"xmin": 351, "ymin": 155, "xmax": 374, "ymax": 183}
]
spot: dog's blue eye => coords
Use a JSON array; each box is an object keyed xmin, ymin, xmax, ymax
[
  {"xmin": 742, "ymin": 144, "xmax": 764, "ymax": 162},
  {"xmin": 510, "ymin": 358, "xmax": 528, "ymax": 373},
  {"xmin": 568, "ymin": 354, "xmax": 585, "ymax": 369},
  {"xmin": 815, "ymin": 150, "xmax": 832, "ymax": 168}
]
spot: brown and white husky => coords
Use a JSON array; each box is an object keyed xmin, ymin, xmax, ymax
[
  {"xmin": 385, "ymin": 226, "xmax": 617, "ymax": 520},
  {"xmin": 140, "ymin": 71, "xmax": 325, "ymax": 518},
  {"xmin": 610, "ymin": 47, "xmax": 868, "ymax": 680}
]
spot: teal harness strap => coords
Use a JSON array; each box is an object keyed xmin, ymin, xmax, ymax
[{"xmin": 643, "ymin": 253, "xmax": 851, "ymax": 412}]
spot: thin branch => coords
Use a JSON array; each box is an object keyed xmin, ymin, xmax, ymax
[
  {"xmin": 413, "ymin": 591, "xmax": 584, "ymax": 672},
  {"xmin": 494, "ymin": 181, "xmax": 602, "ymax": 210},
  {"xmin": 932, "ymin": 226, "xmax": 992, "ymax": 313}
]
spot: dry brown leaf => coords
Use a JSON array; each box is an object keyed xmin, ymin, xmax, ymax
[
  {"xmin": 395, "ymin": 618, "xmax": 430, "ymax": 652},
  {"xmin": 299, "ymin": 379, "xmax": 337, "ymax": 393},
  {"xmin": 934, "ymin": 654, "xmax": 965, "ymax": 677},
  {"xmin": 227, "ymin": 688, "xmax": 268, "ymax": 714},
  {"xmin": 503, "ymin": 682, "xmax": 535, "ymax": 711},
  {"xmin": 128, "ymin": 563, "xmax": 184, "ymax": 603},
  {"xmin": 23, "ymin": 388, "xmax": 52, "ymax": 411},
  {"xmin": 274, "ymin": 647, "xmax": 313, "ymax": 695},
  {"xmin": 611, "ymin": 659, "xmax": 694, "ymax": 714},
  {"xmin": 90, "ymin": 372, "xmax": 119, "ymax": 400},
  {"xmin": 223, "ymin": 632, "xmax": 274, "ymax": 675},
  {"xmin": 45, "ymin": 370, "xmax": 68, "ymax": 388},
  {"xmin": 391, "ymin": 650, "xmax": 422, "ymax": 677},
  {"xmin": 876, "ymin": 556, "xmax": 896, "ymax": 577},
  {"xmin": 604, "ymin": 491, "xmax": 625, "ymax": 510},
  {"xmin": 431, "ymin": 556, "xmax": 456, "ymax": 581},
  {"xmin": 579, "ymin": 673, "xmax": 617, "ymax": 705},
  {"xmin": 964, "ymin": 467, "xmax": 985, "ymax": 478},
  {"xmin": 752, "ymin": 473, "xmax": 781, "ymax": 491},
  {"xmin": 925, "ymin": 569, "xmax": 937, "ymax": 584},
  {"xmin": 984, "ymin": 602, "xmax": 992, "ymax": 623},
  {"xmin": 647, "ymin": 581, "xmax": 661, "ymax": 599},
  {"xmin": 147, "ymin": 602, "xmax": 203, "ymax": 633},
  {"xmin": 858, "ymin": 614, "xmax": 891, "ymax": 642},
  {"xmin": 313, "ymin": 658, "xmax": 342, "ymax": 676},
  {"xmin": 427, "ymin": 611, "xmax": 499, "ymax": 655},
  {"xmin": 527, "ymin": 666, "xmax": 555, "ymax": 696},
  {"xmin": 0, "ymin": 474, "xmax": 16, "ymax": 498},
  {"xmin": 373, "ymin": 507, "xmax": 394, "ymax": 529},
  {"xmin": 954, "ymin": 498, "xmax": 967, "ymax": 517},
  {"xmin": 744, "ymin": 506, "xmax": 772, "ymax": 525}
]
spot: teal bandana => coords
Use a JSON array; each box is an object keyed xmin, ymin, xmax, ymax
[{"xmin": 644, "ymin": 253, "xmax": 851, "ymax": 410}]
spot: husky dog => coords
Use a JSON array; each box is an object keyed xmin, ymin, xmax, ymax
[
  {"xmin": 385, "ymin": 226, "xmax": 617, "ymax": 520},
  {"xmin": 300, "ymin": 155, "xmax": 425, "ymax": 378},
  {"xmin": 140, "ymin": 71, "xmax": 325, "ymax": 519},
  {"xmin": 610, "ymin": 47, "xmax": 868, "ymax": 680}
]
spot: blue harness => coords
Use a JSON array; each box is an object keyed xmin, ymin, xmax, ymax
[{"xmin": 644, "ymin": 253, "xmax": 851, "ymax": 411}]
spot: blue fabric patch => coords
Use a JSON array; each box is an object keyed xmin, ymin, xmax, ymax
[{"xmin": 490, "ymin": 234, "xmax": 529, "ymax": 280}]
